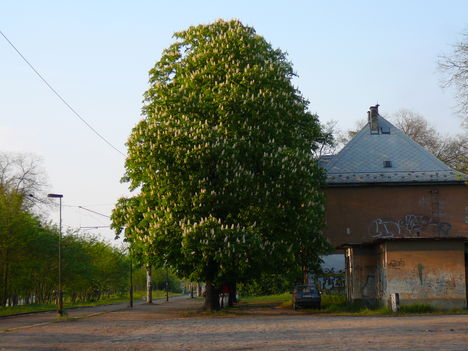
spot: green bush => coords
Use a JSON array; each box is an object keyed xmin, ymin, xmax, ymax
[
  {"xmin": 321, "ymin": 294, "xmax": 346, "ymax": 306},
  {"xmin": 399, "ymin": 303, "xmax": 437, "ymax": 313},
  {"xmin": 238, "ymin": 273, "xmax": 299, "ymax": 297}
]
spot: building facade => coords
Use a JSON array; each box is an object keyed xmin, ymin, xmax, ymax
[{"xmin": 321, "ymin": 105, "xmax": 468, "ymax": 309}]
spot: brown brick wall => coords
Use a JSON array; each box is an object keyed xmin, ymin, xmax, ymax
[{"xmin": 324, "ymin": 184, "xmax": 468, "ymax": 247}]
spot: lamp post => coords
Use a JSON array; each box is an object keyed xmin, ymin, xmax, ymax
[
  {"xmin": 129, "ymin": 247, "xmax": 133, "ymax": 308},
  {"xmin": 48, "ymin": 193, "xmax": 63, "ymax": 316}
]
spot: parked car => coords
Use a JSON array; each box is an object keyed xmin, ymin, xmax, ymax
[{"xmin": 292, "ymin": 284, "xmax": 321, "ymax": 310}]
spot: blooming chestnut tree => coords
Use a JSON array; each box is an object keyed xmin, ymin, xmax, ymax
[{"xmin": 112, "ymin": 19, "xmax": 331, "ymax": 310}]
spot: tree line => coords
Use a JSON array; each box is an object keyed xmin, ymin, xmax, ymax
[
  {"xmin": 0, "ymin": 155, "xmax": 129, "ymax": 307},
  {"xmin": 0, "ymin": 217, "xmax": 129, "ymax": 306},
  {"xmin": 0, "ymin": 152, "xmax": 183, "ymax": 308}
]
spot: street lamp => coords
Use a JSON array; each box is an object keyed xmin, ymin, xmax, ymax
[
  {"xmin": 129, "ymin": 246, "xmax": 133, "ymax": 309},
  {"xmin": 48, "ymin": 193, "xmax": 63, "ymax": 316}
]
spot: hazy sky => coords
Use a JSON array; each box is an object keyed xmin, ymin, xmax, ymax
[{"xmin": 1, "ymin": 0, "xmax": 466, "ymax": 244}]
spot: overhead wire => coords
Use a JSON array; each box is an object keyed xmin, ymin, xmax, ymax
[
  {"xmin": 78, "ymin": 205, "xmax": 111, "ymax": 218},
  {"xmin": 0, "ymin": 29, "xmax": 126, "ymax": 157},
  {"xmin": 80, "ymin": 226, "xmax": 111, "ymax": 229}
]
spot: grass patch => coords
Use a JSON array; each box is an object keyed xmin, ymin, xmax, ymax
[
  {"xmin": 321, "ymin": 294, "xmax": 346, "ymax": 306},
  {"xmin": 238, "ymin": 293, "xmax": 466, "ymax": 316},
  {"xmin": 319, "ymin": 297, "xmax": 433, "ymax": 315},
  {"xmin": 399, "ymin": 304, "xmax": 436, "ymax": 313},
  {"xmin": 0, "ymin": 304, "xmax": 58, "ymax": 317},
  {"xmin": 238, "ymin": 292, "xmax": 291, "ymax": 304},
  {"xmin": 0, "ymin": 290, "xmax": 180, "ymax": 317}
]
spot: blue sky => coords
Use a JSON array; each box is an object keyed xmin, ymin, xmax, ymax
[{"xmin": 1, "ymin": 0, "xmax": 466, "ymax": 243}]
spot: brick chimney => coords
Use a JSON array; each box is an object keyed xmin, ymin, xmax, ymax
[{"xmin": 369, "ymin": 104, "xmax": 380, "ymax": 133}]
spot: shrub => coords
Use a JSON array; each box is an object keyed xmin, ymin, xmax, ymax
[{"xmin": 399, "ymin": 303, "xmax": 437, "ymax": 313}]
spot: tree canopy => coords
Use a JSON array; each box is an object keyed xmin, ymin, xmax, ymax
[{"xmin": 112, "ymin": 19, "xmax": 331, "ymax": 309}]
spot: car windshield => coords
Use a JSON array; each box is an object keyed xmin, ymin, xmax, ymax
[{"xmin": 297, "ymin": 286, "xmax": 317, "ymax": 293}]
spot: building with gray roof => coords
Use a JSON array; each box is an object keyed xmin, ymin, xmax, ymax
[
  {"xmin": 320, "ymin": 104, "xmax": 467, "ymax": 309},
  {"xmin": 321, "ymin": 105, "xmax": 467, "ymax": 185}
]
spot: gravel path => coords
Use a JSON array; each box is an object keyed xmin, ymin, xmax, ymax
[{"xmin": 1, "ymin": 297, "xmax": 467, "ymax": 350}]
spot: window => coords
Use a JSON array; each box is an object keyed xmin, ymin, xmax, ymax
[{"xmin": 381, "ymin": 126, "xmax": 391, "ymax": 134}]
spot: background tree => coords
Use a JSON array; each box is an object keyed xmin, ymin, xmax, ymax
[
  {"xmin": 312, "ymin": 120, "xmax": 340, "ymax": 159},
  {"xmin": 392, "ymin": 109, "xmax": 467, "ymax": 173},
  {"xmin": 112, "ymin": 19, "xmax": 331, "ymax": 310},
  {"xmin": 0, "ymin": 152, "xmax": 46, "ymax": 305},
  {"xmin": 439, "ymin": 31, "xmax": 468, "ymax": 122},
  {"xmin": 0, "ymin": 152, "xmax": 48, "ymax": 210},
  {"xmin": 0, "ymin": 152, "xmax": 133, "ymax": 307}
]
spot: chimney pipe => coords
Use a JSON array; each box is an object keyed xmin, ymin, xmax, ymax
[{"xmin": 369, "ymin": 104, "xmax": 380, "ymax": 133}]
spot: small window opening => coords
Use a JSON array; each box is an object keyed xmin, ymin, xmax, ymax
[
  {"xmin": 381, "ymin": 126, "xmax": 390, "ymax": 134},
  {"xmin": 383, "ymin": 160, "xmax": 392, "ymax": 168}
]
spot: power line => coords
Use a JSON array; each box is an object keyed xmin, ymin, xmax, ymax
[
  {"xmin": 0, "ymin": 29, "xmax": 126, "ymax": 157},
  {"xmin": 78, "ymin": 205, "xmax": 111, "ymax": 218},
  {"xmin": 80, "ymin": 226, "xmax": 111, "ymax": 229}
]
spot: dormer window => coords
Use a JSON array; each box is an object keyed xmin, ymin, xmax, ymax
[
  {"xmin": 383, "ymin": 160, "xmax": 392, "ymax": 168},
  {"xmin": 381, "ymin": 126, "xmax": 390, "ymax": 134}
]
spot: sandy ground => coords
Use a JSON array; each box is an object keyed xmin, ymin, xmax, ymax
[{"xmin": 1, "ymin": 297, "xmax": 467, "ymax": 350}]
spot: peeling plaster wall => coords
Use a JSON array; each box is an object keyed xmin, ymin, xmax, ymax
[
  {"xmin": 347, "ymin": 246, "xmax": 379, "ymax": 305},
  {"xmin": 381, "ymin": 240, "xmax": 466, "ymax": 309}
]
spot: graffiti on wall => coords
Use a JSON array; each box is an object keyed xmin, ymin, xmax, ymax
[
  {"xmin": 415, "ymin": 269, "xmax": 458, "ymax": 296},
  {"xmin": 388, "ymin": 258, "xmax": 405, "ymax": 269},
  {"xmin": 309, "ymin": 268, "xmax": 345, "ymax": 294},
  {"xmin": 368, "ymin": 214, "xmax": 451, "ymax": 238}
]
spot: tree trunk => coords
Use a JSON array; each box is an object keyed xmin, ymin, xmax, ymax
[
  {"xmin": 203, "ymin": 282, "xmax": 220, "ymax": 311},
  {"xmin": 228, "ymin": 281, "xmax": 237, "ymax": 306},
  {"xmin": 303, "ymin": 265, "xmax": 309, "ymax": 285},
  {"xmin": 146, "ymin": 265, "xmax": 153, "ymax": 304},
  {"xmin": 196, "ymin": 282, "xmax": 202, "ymax": 297},
  {"xmin": 12, "ymin": 294, "xmax": 18, "ymax": 306},
  {"xmin": 1, "ymin": 258, "xmax": 8, "ymax": 307}
]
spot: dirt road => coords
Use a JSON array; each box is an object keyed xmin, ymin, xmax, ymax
[{"xmin": 1, "ymin": 297, "xmax": 467, "ymax": 350}]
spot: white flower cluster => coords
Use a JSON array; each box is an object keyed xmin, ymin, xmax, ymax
[{"xmin": 115, "ymin": 19, "xmax": 327, "ymax": 278}]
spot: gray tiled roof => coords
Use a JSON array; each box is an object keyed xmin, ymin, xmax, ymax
[{"xmin": 322, "ymin": 115, "xmax": 467, "ymax": 184}]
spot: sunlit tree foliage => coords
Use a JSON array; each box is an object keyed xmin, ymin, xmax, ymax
[{"xmin": 112, "ymin": 19, "xmax": 331, "ymax": 310}]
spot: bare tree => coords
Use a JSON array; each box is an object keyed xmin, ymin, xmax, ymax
[
  {"xmin": 312, "ymin": 120, "xmax": 339, "ymax": 158},
  {"xmin": 439, "ymin": 31, "xmax": 468, "ymax": 123},
  {"xmin": 0, "ymin": 152, "xmax": 49, "ymax": 208},
  {"xmin": 321, "ymin": 119, "xmax": 367, "ymax": 156},
  {"xmin": 391, "ymin": 109, "xmax": 467, "ymax": 173}
]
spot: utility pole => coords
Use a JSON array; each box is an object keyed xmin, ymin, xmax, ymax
[
  {"xmin": 129, "ymin": 249, "xmax": 133, "ymax": 308},
  {"xmin": 47, "ymin": 193, "xmax": 63, "ymax": 317}
]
